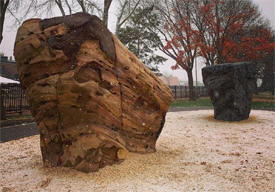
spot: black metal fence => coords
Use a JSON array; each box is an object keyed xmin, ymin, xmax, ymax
[
  {"xmin": 0, "ymin": 83, "xmax": 29, "ymax": 119},
  {"xmin": 169, "ymin": 86, "xmax": 208, "ymax": 99},
  {"xmin": 0, "ymin": 84, "xmax": 208, "ymax": 119}
]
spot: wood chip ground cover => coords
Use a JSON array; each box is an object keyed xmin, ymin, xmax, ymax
[{"xmin": 0, "ymin": 110, "xmax": 274, "ymax": 192}]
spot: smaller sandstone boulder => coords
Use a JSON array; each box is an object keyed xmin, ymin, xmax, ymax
[{"xmin": 202, "ymin": 62, "xmax": 256, "ymax": 121}]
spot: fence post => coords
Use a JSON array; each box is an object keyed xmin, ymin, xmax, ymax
[
  {"xmin": 19, "ymin": 85, "xmax": 23, "ymax": 115},
  {"xmin": 174, "ymin": 86, "xmax": 177, "ymax": 99},
  {"xmin": 168, "ymin": 85, "xmax": 208, "ymax": 99},
  {"xmin": 184, "ymin": 86, "xmax": 186, "ymax": 98},
  {"xmin": 0, "ymin": 85, "xmax": 6, "ymax": 120},
  {"xmin": 197, "ymin": 86, "xmax": 201, "ymax": 99}
]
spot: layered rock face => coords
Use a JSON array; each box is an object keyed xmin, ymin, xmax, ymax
[
  {"xmin": 14, "ymin": 13, "xmax": 173, "ymax": 172},
  {"xmin": 202, "ymin": 62, "xmax": 256, "ymax": 121}
]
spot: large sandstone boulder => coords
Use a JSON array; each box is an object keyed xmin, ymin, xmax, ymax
[
  {"xmin": 202, "ymin": 62, "xmax": 256, "ymax": 121},
  {"xmin": 14, "ymin": 13, "xmax": 173, "ymax": 172}
]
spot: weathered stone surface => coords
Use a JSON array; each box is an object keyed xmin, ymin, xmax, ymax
[
  {"xmin": 14, "ymin": 13, "xmax": 173, "ymax": 172},
  {"xmin": 202, "ymin": 62, "xmax": 256, "ymax": 121}
]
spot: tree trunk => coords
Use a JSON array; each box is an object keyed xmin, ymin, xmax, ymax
[
  {"xmin": 0, "ymin": 31, "xmax": 2, "ymax": 44},
  {"xmin": 0, "ymin": 0, "xmax": 9, "ymax": 45},
  {"xmin": 103, "ymin": 0, "xmax": 112, "ymax": 27},
  {"xmin": 0, "ymin": 17, "xmax": 3, "ymax": 44},
  {"xmin": 14, "ymin": 13, "xmax": 173, "ymax": 173},
  {"xmin": 260, "ymin": 57, "xmax": 274, "ymax": 95},
  {"xmin": 186, "ymin": 69, "xmax": 196, "ymax": 101}
]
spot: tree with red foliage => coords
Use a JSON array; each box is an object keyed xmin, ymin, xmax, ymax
[
  {"xmin": 156, "ymin": 0, "xmax": 199, "ymax": 100},
  {"xmin": 151, "ymin": 0, "xmax": 274, "ymax": 99},
  {"xmin": 228, "ymin": 27, "xmax": 275, "ymax": 63},
  {"xmin": 191, "ymin": 0, "xmax": 274, "ymax": 65}
]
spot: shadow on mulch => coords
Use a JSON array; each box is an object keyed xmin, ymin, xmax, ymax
[
  {"xmin": 0, "ymin": 118, "xmax": 34, "ymax": 127},
  {"xmin": 168, "ymin": 106, "xmax": 213, "ymax": 112},
  {"xmin": 201, "ymin": 114, "xmax": 264, "ymax": 124}
]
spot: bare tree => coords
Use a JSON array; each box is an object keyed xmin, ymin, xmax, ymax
[
  {"xmin": 0, "ymin": 0, "xmax": 22, "ymax": 44},
  {"xmin": 1, "ymin": 0, "xmax": 143, "ymax": 45},
  {"xmin": 103, "ymin": 0, "xmax": 112, "ymax": 27},
  {"xmin": 152, "ymin": 0, "xmax": 199, "ymax": 100},
  {"xmin": 0, "ymin": 0, "xmax": 10, "ymax": 44},
  {"xmin": 115, "ymin": 0, "xmax": 142, "ymax": 34},
  {"xmin": 35, "ymin": 0, "xmax": 107, "ymax": 26},
  {"xmin": 191, "ymin": 0, "xmax": 263, "ymax": 66}
]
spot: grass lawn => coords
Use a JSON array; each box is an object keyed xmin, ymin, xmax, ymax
[
  {"xmin": 170, "ymin": 98, "xmax": 212, "ymax": 108},
  {"xmin": 251, "ymin": 101, "xmax": 274, "ymax": 111},
  {"xmin": 171, "ymin": 97, "xmax": 274, "ymax": 111},
  {"xmin": 6, "ymin": 114, "xmax": 33, "ymax": 120}
]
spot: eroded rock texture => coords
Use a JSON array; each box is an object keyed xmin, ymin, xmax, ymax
[
  {"xmin": 202, "ymin": 62, "xmax": 256, "ymax": 121},
  {"xmin": 14, "ymin": 13, "xmax": 173, "ymax": 172}
]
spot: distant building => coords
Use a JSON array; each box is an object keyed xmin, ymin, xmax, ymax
[
  {"xmin": 158, "ymin": 75, "xmax": 180, "ymax": 86},
  {"xmin": 0, "ymin": 55, "xmax": 18, "ymax": 80},
  {"xmin": 179, "ymin": 81, "xmax": 204, "ymax": 86}
]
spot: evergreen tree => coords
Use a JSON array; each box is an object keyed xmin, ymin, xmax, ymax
[{"xmin": 117, "ymin": 6, "xmax": 166, "ymax": 73}]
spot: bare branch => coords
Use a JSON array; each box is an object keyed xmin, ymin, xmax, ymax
[
  {"xmin": 115, "ymin": 0, "xmax": 128, "ymax": 34},
  {"xmin": 64, "ymin": 0, "xmax": 72, "ymax": 15},
  {"xmin": 77, "ymin": 0, "xmax": 86, "ymax": 13},
  {"xmin": 55, "ymin": 0, "xmax": 66, "ymax": 16},
  {"xmin": 117, "ymin": 0, "xmax": 142, "ymax": 30},
  {"xmin": 6, "ymin": 7, "xmax": 20, "ymax": 25}
]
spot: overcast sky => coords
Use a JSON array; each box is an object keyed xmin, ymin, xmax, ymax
[{"xmin": 0, "ymin": 0, "xmax": 274, "ymax": 82}]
